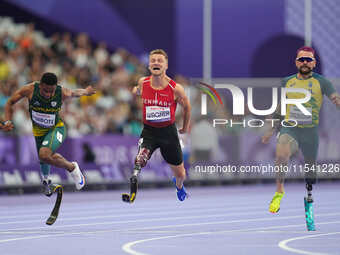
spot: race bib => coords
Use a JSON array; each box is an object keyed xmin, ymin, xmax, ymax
[
  {"xmin": 146, "ymin": 106, "xmax": 170, "ymax": 122},
  {"xmin": 289, "ymin": 105, "xmax": 312, "ymax": 125},
  {"xmin": 32, "ymin": 110, "xmax": 56, "ymax": 128}
]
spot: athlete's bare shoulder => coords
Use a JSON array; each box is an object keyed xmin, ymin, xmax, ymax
[
  {"xmin": 18, "ymin": 82, "xmax": 35, "ymax": 97},
  {"xmin": 174, "ymin": 82, "xmax": 186, "ymax": 100},
  {"xmin": 138, "ymin": 76, "xmax": 148, "ymax": 85},
  {"xmin": 22, "ymin": 82, "xmax": 35, "ymax": 98},
  {"xmin": 6, "ymin": 82, "xmax": 34, "ymax": 106},
  {"xmin": 173, "ymin": 82, "xmax": 190, "ymax": 111},
  {"xmin": 165, "ymin": 75, "xmax": 172, "ymax": 83},
  {"xmin": 174, "ymin": 82, "xmax": 184, "ymax": 92},
  {"xmin": 133, "ymin": 77, "xmax": 148, "ymax": 95}
]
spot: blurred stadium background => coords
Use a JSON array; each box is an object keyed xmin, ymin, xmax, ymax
[{"xmin": 0, "ymin": 0, "xmax": 339, "ymax": 193}]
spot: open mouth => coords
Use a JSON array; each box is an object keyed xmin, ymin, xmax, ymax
[{"xmin": 152, "ymin": 67, "xmax": 161, "ymax": 71}]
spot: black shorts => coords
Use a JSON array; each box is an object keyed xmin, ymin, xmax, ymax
[{"xmin": 139, "ymin": 123, "xmax": 183, "ymax": 166}]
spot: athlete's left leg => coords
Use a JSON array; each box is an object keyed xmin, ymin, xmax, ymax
[
  {"xmin": 303, "ymin": 157, "xmax": 317, "ymax": 231},
  {"xmin": 304, "ymin": 158, "xmax": 317, "ymax": 202},
  {"xmin": 34, "ymin": 127, "xmax": 70, "ymax": 226},
  {"xmin": 169, "ymin": 163, "xmax": 188, "ymax": 201},
  {"xmin": 169, "ymin": 163, "xmax": 186, "ymax": 188},
  {"xmin": 34, "ymin": 136, "xmax": 52, "ymax": 196},
  {"xmin": 160, "ymin": 134, "xmax": 187, "ymax": 201},
  {"xmin": 300, "ymin": 127, "xmax": 319, "ymax": 201},
  {"xmin": 35, "ymin": 136, "xmax": 51, "ymax": 189}
]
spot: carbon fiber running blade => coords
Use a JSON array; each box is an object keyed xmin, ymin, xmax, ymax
[
  {"xmin": 122, "ymin": 193, "xmax": 131, "ymax": 202},
  {"xmin": 122, "ymin": 176, "xmax": 138, "ymax": 203},
  {"xmin": 304, "ymin": 197, "xmax": 315, "ymax": 231},
  {"xmin": 46, "ymin": 185, "xmax": 63, "ymax": 225}
]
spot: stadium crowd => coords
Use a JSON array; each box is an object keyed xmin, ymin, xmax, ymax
[{"xmin": 0, "ymin": 17, "xmax": 149, "ymax": 137}]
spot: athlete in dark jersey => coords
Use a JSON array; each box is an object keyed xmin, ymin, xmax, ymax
[
  {"xmin": 122, "ymin": 49, "xmax": 191, "ymax": 203},
  {"xmin": 2, "ymin": 72, "xmax": 96, "ymax": 194}
]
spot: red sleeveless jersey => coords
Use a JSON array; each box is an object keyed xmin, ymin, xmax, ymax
[{"xmin": 141, "ymin": 76, "xmax": 177, "ymax": 127}]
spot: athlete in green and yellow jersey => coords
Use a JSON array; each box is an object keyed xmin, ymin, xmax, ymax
[
  {"xmin": 262, "ymin": 47, "xmax": 340, "ymax": 213},
  {"xmin": 2, "ymin": 72, "xmax": 96, "ymax": 195}
]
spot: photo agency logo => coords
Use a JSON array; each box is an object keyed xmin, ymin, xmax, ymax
[
  {"xmin": 199, "ymin": 82, "xmax": 224, "ymax": 110},
  {"xmin": 199, "ymin": 82, "xmax": 312, "ymax": 128}
]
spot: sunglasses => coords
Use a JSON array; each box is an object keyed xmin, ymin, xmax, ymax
[{"xmin": 296, "ymin": 57, "xmax": 314, "ymax": 63}]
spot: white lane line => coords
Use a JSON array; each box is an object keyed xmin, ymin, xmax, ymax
[
  {"xmin": 0, "ymin": 207, "xmax": 309, "ymax": 232},
  {"xmin": 0, "ymin": 217, "xmax": 317, "ymax": 244},
  {"xmin": 6, "ymin": 201, "xmax": 332, "ymax": 225},
  {"xmin": 0, "ymin": 231, "xmax": 66, "ymax": 235},
  {"xmin": 0, "ymin": 201, "xmax": 268, "ymax": 219},
  {"xmin": 117, "ymin": 212, "xmax": 340, "ymax": 232},
  {"xmin": 0, "ymin": 204, "xmax": 267, "ymax": 224},
  {"xmin": 122, "ymin": 232, "xmax": 212, "ymax": 255},
  {"xmin": 0, "ymin": 216, "xmax": 339, "ymax": 254},
  {"xmin": 119, "ymin": 230, "xmax": 181, "ymax": 234},
  {"xmin": 1, "ymin": 198, "xmax": 338, "ymax": 219},
  {"xmin": 3, "ymin": 205, "xmax": 261, "ymax": 225},
  {"xmin": 3, "ymin": 215, "xmax": 338, "ymax": 237},
  {"xmin": 121, "ymin": 221, "xmax": 340, "ymax": 255},
  {"xmin": 278, "ymin": 232, "xmax": 340, "ymax": 255},
  {"xmin": 0, "ymin": 234, "xmax": 61, "ymax": 244},
  {"xmin": 1, "ymin": 210, "xmax": 339, "ymax": 238},
  {"xmin": 0, "ymin": 198, "xmax": 264, "ymax": 213}
]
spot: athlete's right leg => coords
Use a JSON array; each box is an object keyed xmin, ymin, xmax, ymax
[
  {"xmin": 275, "ymin": 133, "xmax": 298, "ymax": 192},
  {"xmin": 122, "ymin": 148, "xmax": 153, "ymax": 203},
  {"xmin": 39, "ymin": 163, "xmax": 53, "ymax": 196},
  {"xmin": 36, "ymin": 126, "xmax": 85, "ymax": 190},
  {"xmin": 131, "ymin": 127, "xmax": 157, "ymax": 179},
  {"xmin": 130, "ymin": 146, "xmax": 152, "ymax": 190},
  {"xmin": 122, "ymin": 134, "xmax": 157, "ymax": 203},
  {"xmin": 269, "ymin": 132, "xmax": 298, "ymax": 213}
]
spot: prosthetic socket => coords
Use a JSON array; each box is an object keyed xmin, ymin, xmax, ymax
[{"xmin": 132, "ymin": 148, "xmax": 150, "ymax": 177}]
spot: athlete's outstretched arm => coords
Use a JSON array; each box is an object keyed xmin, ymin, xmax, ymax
[
  {"xmin": 3, "ymin": 84, "xmax": 33, "ymax": 131},
  {"xmin": 132, "ymin": 77, "xmax": 146, "ymax": 96},
  {"xmin": 174, "ymin": 84, "xmax": 191, "ymax": 134},
  {"xmin": 322, "ymin": 77, "xmax": 340, "ymax": 108},
  {"xmin": 329, "ymin": 93, "xmax": 340, "ymax": 108},
  {"xmin": 62, "ymin": 86, "xmax": 96, "ymax": 100}
]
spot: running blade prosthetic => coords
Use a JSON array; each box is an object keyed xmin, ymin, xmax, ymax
[
  {"xmin": 122, "ymin": 176, "xmax": 138, "ymax": 203},
  {"xmin": 304, "ymin": 197, "xmax": 316, "ymax": 231},
  {"xmin": 46, "ymin": 184, "xmax": 63, "ymax": 225}
]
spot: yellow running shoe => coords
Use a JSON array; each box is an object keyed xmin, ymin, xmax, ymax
[{"xmin": 269, "ymin": 192, "xmax": 284, "ymax": 213}]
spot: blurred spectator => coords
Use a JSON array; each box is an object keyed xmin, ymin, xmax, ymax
[
  {"xmin": 0, "ymin": 49, "xmax": 10, "ymax": 80},
  {"xmin": 191, "ymin": 116, "xmax": 219, "ymax": 161},
  {"xmin": 82, "ymin": 142, "xmax": 96, "ymax": 163},
  {"xmin": 0, "ymin": 17, "xmax": 149, "ymax": 137}
]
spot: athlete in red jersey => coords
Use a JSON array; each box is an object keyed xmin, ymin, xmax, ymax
[
  {"xmin": 141, "ymin": 76, "xmax": 178, "ymax": 127},
  {"xmin": 122, "ymin": 49, "xmax": 191, "ymax": 203}
]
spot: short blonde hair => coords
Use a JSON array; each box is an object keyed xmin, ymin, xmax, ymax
[{"xmin": 149, "ymin": 49, "xmax": 168, "ymax": 60}]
